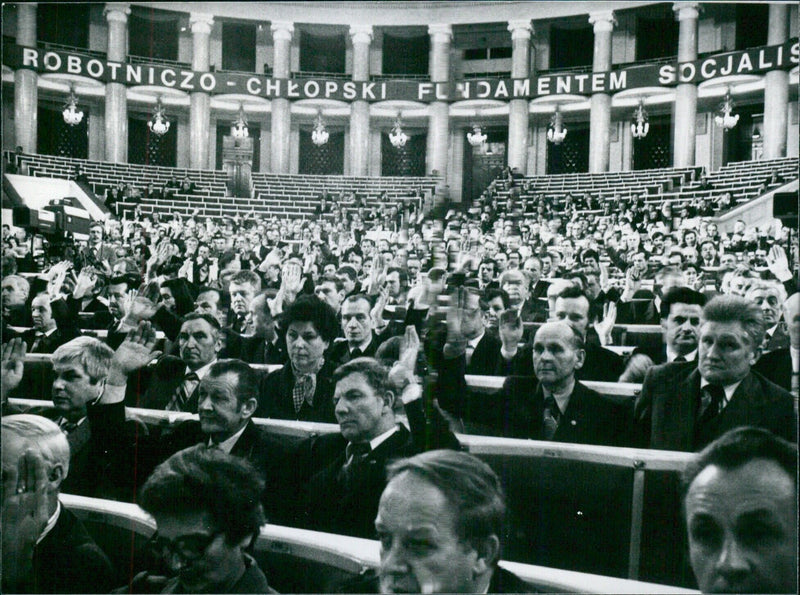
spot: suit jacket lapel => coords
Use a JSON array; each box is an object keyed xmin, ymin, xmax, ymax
[{"xmin": 717, "ymin": 372, "xmax": 763, "ymax": 432}]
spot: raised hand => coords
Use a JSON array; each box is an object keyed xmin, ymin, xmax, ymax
[
  {"xmin": 72, "ymin": 267, "xmax": 98, "ymax": 300},
  {"xmin": 2, "ymin": 450, "xmax": 50, "ymax": 591},
  {"xmin": 107, "ymin": 321, "xmax": 162, "ymax": 385},
  {"xmin": 1, "ymin": 338, "xmax": 27, "ymax": 399},
  {"xmin": 594, "ymin": 300, "xmax": 617, "ymax": 346},
  {"xmin": 397, "ymin": 324, "xmax": 421, "ymax": 373},
  {"xmin": 767, "ymin": 244, "xmax": 792, "ymax": 280}
]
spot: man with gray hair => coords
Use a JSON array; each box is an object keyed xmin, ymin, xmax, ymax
[
  {"xmin": 634, "ymin": 295, "xmax": 796, "ymax": 451},
  {"xmin": 2, "ymin": 414, "xmax": 114, "ymax": 593},
  {"xmin": 375, "ymin": 449, "xmax": 532, "ymax": 594}
]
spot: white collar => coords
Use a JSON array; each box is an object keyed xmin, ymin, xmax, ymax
[
  {"xmin": 186, "ymin": 359, "xmax": 216, "ymax": 381},
  {"xmin": 700, "ymin": 378, "xmax": 744, "ymax": 405},
  {"xmin": 368, "ymin": 425, "xmax": 401, "ymax": 451},
  {"xmin": 468, "ymin": 330, "xmax": 485, "ymax": 350},
  {"xmin": 209, "ymin": 423, "xmax": 249, "ymax": 454},
  {"xmin": 37, "ymin": 501, "xmax": 61, "ymax": 544},
  {"xmin": 667, "ymin": 347, "xmax": 697, "ymax": 362}
]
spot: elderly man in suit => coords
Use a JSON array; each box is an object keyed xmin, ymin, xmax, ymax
[
  {"xmin": 634, "ymin": 295, "xmax": 796, "ymax": 452},
  {"xmin": 754, "ymin": 291, "xmax": 799, "ymax": 394},
  {"xmin": 130, "ymin": 312, "xmax": 223, "ymax": 411},
  {"xmin": 374, "ymin": 450, "xmax": 534, "ymax": 594},
  {"xmin": 22, "ymin": 292, "xmax": 81, "ymax": 354},
  {"xmin": 437, "ymin": 302, "xmax": 631, "ymax": 445},
  {"xmin": 87, "ymin": 324, "xmax": 291, "ymax": 509},
  {"xmin": 328, "ymin": 293, "xmax": 386, "ymax": 369},
  {"xmin": 2, "ymin": 415, "xmax": 115, "ymax": 594}
]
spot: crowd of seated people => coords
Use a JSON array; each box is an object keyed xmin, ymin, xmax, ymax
[{"xmin": 1, "ymin": 166, "xmax": 798, "ymax": 593}]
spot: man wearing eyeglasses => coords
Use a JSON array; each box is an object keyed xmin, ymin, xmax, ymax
[{"xmin": 122, "ymin": 445, "xmax": 275, "ymax": 594}]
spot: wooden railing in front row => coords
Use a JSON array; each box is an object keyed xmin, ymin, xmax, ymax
[{"xmin": 60, "ymin": 493, "xmax": 697, "ymax": 594}]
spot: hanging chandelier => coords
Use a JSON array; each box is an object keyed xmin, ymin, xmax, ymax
[
  {"xmin": 62, "ymin": 85, "xmax": 84, "ymax": 126},
  {"xmin": 714, "ymin": 89, "xmax": 739, "ymax": 131},
  {"xmin": 148, "ymin": 97, "xmax": 170, "ymax": 136},
  {"xmin": 389, "ymin": 113, "xmax": 409, "ymax": 148},
  {"xmin": 231, "ymin": 104, "xmax": 249, "ymax": 139},
  {"xmin": 467, "ymin": 124, "xmax": 487, "ymax": 146},
  {"xmin": 547, "ymin": 106, "xmax": 567, "ymax": 144},
  {"xmin": 631, "ymin": 100, "xmax": 649, "ymax": 139},
  {"xmin": 311, "ymin": 111, "xmax": 329, "ymax": 146}
]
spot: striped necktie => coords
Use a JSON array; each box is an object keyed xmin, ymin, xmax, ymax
[{"xmin": 166, "ymin": 372, "xmax": 199, "ymax": 412}]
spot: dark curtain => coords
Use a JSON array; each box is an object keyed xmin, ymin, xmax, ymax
[
  {"xmin": 37, "ymin": 4, "xmax": 89, "ymax": 48},
  {"xmin": 299, "ymin": 31, "xmax": 346, "ymax": 73},
  {"xmin": 38, "ymin": 105, "xmax": 88, "ymax": 159},
  {"xmin": 381, "ymin": 133, "xmax": 426, "ymax": 176},
  {"xmin": 735, "ymin": 4, "xmax": 769, "ymax": 50},
  {"xmin": 382, "ymin": 33, "xmax": 429, "ymax": 76},
  {"xmin": 216, "ymin": 123, "xmax": 261, "ymax": 172},
  {"xmin": 636, "ymin": 16, "xmax": 679, "ymax": 61},
  {"xmin": 222, "ymin": 22, "xmax": 257, "ymax": 72},
  {"xmin": 129, "ymin": 117, "xmax": 176, "ymax": 167},
  {"xmin": 549, "ymin": 26, "xmax": 593, "ymax": 69},
  {"xmin": 547, "ymin": 127, "xmax": 589, "ymax": 174},
  {"xmin": 299, "ymin": 130, "xmax": 345, "ymax": 175},
  {"xmin": 633, "ymin": 117, "xmax": 671, "ymax": 170},
  {"xmin": 129, "ymin": 7, "xmax": 179, "ymax": 61}
]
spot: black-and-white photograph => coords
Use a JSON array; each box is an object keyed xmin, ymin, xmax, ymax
[{"xmin": 1, "ymin": 2, "xmax": 798, "ymax": 593}]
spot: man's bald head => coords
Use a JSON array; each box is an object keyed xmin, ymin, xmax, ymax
[{"xmin": 784, "ymin": 293, "xmax": 800, "ymax": 348}]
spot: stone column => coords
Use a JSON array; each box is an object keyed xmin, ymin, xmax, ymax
[
  {"xmin": 14, "ymin": 2, "xmax": 37, "ymax": 153},
  {"xmin": 427, "ymin": 24, "xmax": 451, "ymax": 178},
  {"xmin": 104, "ymin": 3, "xmax": 130, "ymax": 163},
  {"xmin": 270, "ymin": 21, "xmax": 293, "ymax": 173},
  {"xmin": 672, "ymin": 2, "xmax": 699, "ymax": 168},
  {"xmin": 588, "ymin": 11, "xmax": 615, "ymax": 173},
  {"xmin": 349, "ymin": 24, "xmax": 372, "ymax": 176},
  {"xmin": 763, "ymin": 4, "xmax": 789, "ymax": 159},
  {"xmin": 507, "ymin": 20, "xmax": 532, "ymax": 174},
  {"xmin": 189, "ymin": 13, "xmax": 213, "ymax": 170}
]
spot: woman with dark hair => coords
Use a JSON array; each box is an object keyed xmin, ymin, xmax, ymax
[{"xmin": 159, "ymin": 277, "xmax": 197, "ymax": 317}]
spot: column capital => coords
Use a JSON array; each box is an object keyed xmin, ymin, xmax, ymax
[
  {"xmin": 349, "ymin": 24, "xmax": 373, "ymax": 45},
  {"xmin": 673, "ymin": 2, "xmax": 700, "ymax": 21},
  {"xmin": 508, "ymin": 20, "xmax": 533, "ymax": 41},
  {"xmin": 189, "ymin": 13, "xmax": 214, "ymax": 35},
  {"xmin": 428, "ymin": 24, "xmax": 452, "ymax": 44},
  {"xmin": 271, "ymin": 21, "xmax": 294, "ymax": 41},
  {"xmin": 589, "ymin": 11, "xmax": 616, "ymax": 32},
  {"xmin": 104, "ymin": 3, "xmax": 130, "ymax": 23}
]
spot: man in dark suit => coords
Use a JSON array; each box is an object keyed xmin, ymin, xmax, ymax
[
  {"xmin": 129, "ymin": 312, "xmax": 222, "ymax": 411},
  {"xmin": 328, "ymin": 294, "xmax": 386, "ymax": 369},
  {"xmin": 746, "ymin": 280, "xmax": 789, "ymax": 353},
  {"xmin": 500, "ymin": 268, "xmax": 547, "ymax": 323},
  {"xmin": 93, "ymin": 329, "xmax": 291, "ymax": 509},
  {"xmin": 620, "ymin": 287, "xmax": 706, "ymax": 383},
  {"xmin": 295, "ymin": 355, "xmax": 459, "ymax": 538},
  {"xmin": 1, "ymin": 273, "xmax": 32, "ymax": 328},
  {"xmin": 221, "ymin": 292, "xmax": 287, "ymax": 365},
  {"xmin": 437, "ymin": 318, "xmax": 631, "ymax": 446},
  {"xmin": 21, "ymin": 292, "xmax": 81, "ymax": 354},
  {"xmin": 754, "ymin": 291, "xmax": 799, "ymax": 393},
  {"xmin": 374, "ymin": 450, "xmax": 535, "ymax": 593},
  {"xmin": 553, "ymin": 286, "xmax": 625, "ymax": 382},
  {"xmin": 523, "ymin": 254, "xmax": 550, "ymax": 299},
  {"xmin": 634, "ymin": 295, "xmax": 797, "ymax": 452},
  {"xmin": 225, "ymin": 270, "xmax": 261, "ymax": 335},
  {"xmin": 2, "ymin": 414, "xmax": 115, "ymax": 594},
  {"xmin": 257, "ymin": 295, "xmax": 339, "ymax": 422}
]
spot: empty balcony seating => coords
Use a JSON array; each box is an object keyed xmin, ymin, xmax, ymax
[
  {"xmin": 4, "ymin": 151, "xmax": 228, "ymax": 201},
  {"xmin": 647, "ymin": 156, "xmax": 799, "ymax": 211}
]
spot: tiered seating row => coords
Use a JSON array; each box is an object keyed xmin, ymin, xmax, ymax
[{"xmin": 5, "ymin": 152, "xmax": 229, "ymax": 199}]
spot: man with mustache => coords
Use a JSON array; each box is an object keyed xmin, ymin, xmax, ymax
[
  {"xmin": 620, "ymin": 287, "xmax": 706, "ymax": 383},
  {"xmin": 634, "ymin": 295, "xmax": 796, "ymax": 451}
]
